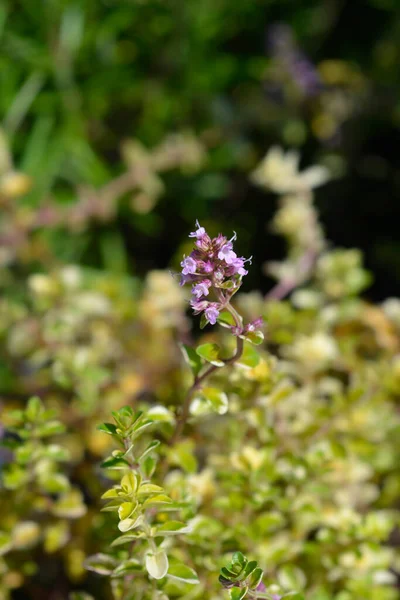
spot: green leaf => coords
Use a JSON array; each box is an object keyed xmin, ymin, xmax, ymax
[
  {"xmin": 118, "ymin": 515, "xmax": 142, "ymax": 532},
  {"xmin": 199, "ymin": 313, "xmax": 208, "ymax": 329},
  {"xmin": 237, "ymin": 343, "xmax": 260, "ymax": 369},
  {"xmin": 143, "ymin": 495, "xmax": 173, "ymax": 506},
  {"xmin": 220, "ymin": 567, "xmax": 239, "ymax": 580},
  {"xmin": 138, "ymin": 440, "xmax": 160, "ymax": 462},
  {"xmin": 97, "ymin": 423, "xmax": 118, "ymax": 435},
  {"xmin": 84, "ymin": 553, "xmax": 117, "ymax": 576},
  {"xmin": 26, "ymin": 396, "xmax": 43, "ymax": 421},
  {"xmin": 201, "ymin": 387, "xmax": 229, "ymax": 415},
  {"xmin": 111, "ymin": 558, "xmax": 142, "ymax": 578},
  {"xmin": 130, "ymin": 421, "xmax": 153, "ymax": 440},
  {"xmin": 118, "ymin": 502, "xmax": 136, "ymax": 520},
  {"xmin": 217, "ymin": 310, "xmax": 236, "ymax": 327},
  {"xmin": 155, "ymin": 521, "xmax": 191, "ymax": 537},
  {"xmin": 101, "ymin": 501, "xmax": 122, "ymax": 513},
  {"xmin": 101, "ymin": 456, "xmax": 130, "ymax": 469},
  {"xmin": 179, "ymin": 343, "xmax": 203, "ymax": 377},
  {"xmin": 168, "ymin": 561, "xmax": 199, "ymax": 584},
  {"xmin": 110, "ymin": 531, "xmax": 146, "ymax": 547},
  {"xmin": 101, "ymin": 488, "xmax": 119, "ymax": 499},
  {"xmin": 145, "ymin": 551, "xmax": 169, "ymax": 580},
  {"xmin": 218, "ymin": 280, "xmax": 236, "ymax": 290},
  {"xmin": 195, "ymin": 343, "xmax": 224, "ymax": 367},
  {"xmin": 69, "ymin": 593, "xmax": 95, "ymax": 600},
  {"xmin": 36, "ymin": 420, "xmax": 65, "ymax": 437},
  {"xmin": 242, "ymin": 560, "xmax": 258, "ymax": 579},
  {"xmin": 138, "ymin": 483, "xmax": 164, "ymax": 496},
  {"xmin": 142, "ymin": 455, "xmax": 157, "ymax": 478},
  {"xmin": 229, "ymin": 552, "xmax": 247, "ymax": 576},
  {"xmin": 111, "ymin": 406, "xmax": 135, "ymax": 429},
  {"xmin": 245, "ymin": 330, "xmax": 264, "ymax": 345},
  {"xmin": 119, "ymin": 406, "xmax": 134, "ymax": 418},
  {"xmin": 248, "ymin": 567, "xmax": 263, "ymax": 590},
  {"xmin": 230, "ymin": 588, "xmax": 248, "ymax": 600},
  {"xmin": 121, "ymin": 472, "xmax": 139, "ymax": 494}
]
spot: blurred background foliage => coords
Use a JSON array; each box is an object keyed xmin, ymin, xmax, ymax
[{"xmin": 1, "ymin": 0, "xmax": 400, "ymax": 295}]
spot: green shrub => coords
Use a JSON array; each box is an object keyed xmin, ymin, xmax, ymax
[{"xmin": 1, "ymin": 148, "xmax": 399, "ymax": 599}]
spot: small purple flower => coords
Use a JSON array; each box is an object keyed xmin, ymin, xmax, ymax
[
  {"xmin": 200, "ymin": 260, "xmax": 214, "ymax": 274},
  {"xmin": 205, "ymin": 305, "xmax": 220, "ymax": 325},
  {"xmin": 192, "ymin": 279, "xmax": 211, "ymax": 299},
  {"xmin": 218, "ymin": 242, "xmax": 237, "ymax": 265},
  {"xmin": 180, "ymin": 273, "xmax": 194, "ymax": 286},
  {"xmin": 231, "ymin": 257, "xmax": 248, "ymax": 276},
  {"xmin": 245, "ymin": 317, "xmax": 263, "ymax": 332},
  {"xmin": 181, "ymin": 256, "xmax": 197, "ymax": 275},
  {"xmin": 189, "ymin": 220, "xmax": 206, "ymax": 239},
  {"xmin": 190, "ymin": 299, "xmax": 209, "ymax": 314},
  {"xmin": 256, "ymin": 582, "xmax": 266, "ymax": 593}
]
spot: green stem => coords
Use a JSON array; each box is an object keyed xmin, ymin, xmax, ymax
[{"xmin": 169, "ymin": 297, "xmax": 243, "ymax": 446}]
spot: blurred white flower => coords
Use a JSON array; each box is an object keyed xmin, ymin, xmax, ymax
[
  {"xmin": 251, "ymin": 146, "xmax": 330, "ymax": 194},
  {"xmin": 291, "ymin": 332, "xmax": 338, "ymax": 371},
  {"xmin": 382, "ymin": 297, "xmax": 400, "ymax": 326}
]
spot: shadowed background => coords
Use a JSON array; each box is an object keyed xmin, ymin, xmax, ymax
[{"xmin": 1, "ymin": 0, "xmax": 400, "ymax": 294}]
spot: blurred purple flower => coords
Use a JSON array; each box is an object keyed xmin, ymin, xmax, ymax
[{"xmin": 267, "ymin": 23, "xmax": 322, "ymax": 97}]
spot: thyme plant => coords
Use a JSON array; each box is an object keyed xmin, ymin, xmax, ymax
[{"xmin": 0, "ymin": 149, "xmax": 399, "ymax": 600}]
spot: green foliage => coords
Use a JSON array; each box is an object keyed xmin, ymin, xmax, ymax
[
  {"xmin": 0, "ymin": 397, "xmax": 86, "ymax": 593},
  {"xmin": 84, "ymin": 406, "xmax": 197, "ymax": 596},
  {"xmin": 219, "ymin": 552, "xmax": 264, "ymax": 596},
  {"xmin": 1, "ymin": 147, "xmax": 400, "ymax": 598},
  {"xmin": 195, "ymin": 343, "xmax": 225, "ymax": 367}
]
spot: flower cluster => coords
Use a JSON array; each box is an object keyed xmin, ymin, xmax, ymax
[{"xmin": 180, "ymin": 222, "xmax": 250, "ymax": 325}]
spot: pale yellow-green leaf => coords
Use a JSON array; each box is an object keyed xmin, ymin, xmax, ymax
[{"xmin": 145, "ymin": 551, "xmax": 169, "ymax": 579}]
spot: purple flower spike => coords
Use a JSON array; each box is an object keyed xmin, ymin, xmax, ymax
[
  {"xmin": 181, "ymin": 256, "xmax": 197, "ymax": 275},
  {"xmin": 180, "ymin": 221, "xmax": 251, "ymax": 325},
  {"xmin": 205, "ymin": 305, "xmax": 220, "ymax": 325}
]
